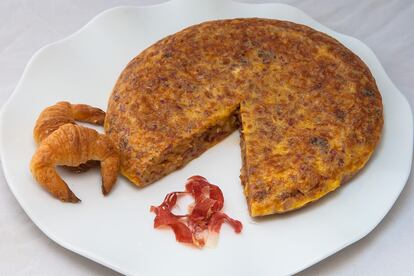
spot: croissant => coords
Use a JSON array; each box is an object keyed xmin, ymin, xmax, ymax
[
  {"xmin": 33, "ymin": 101, "xmax": 106, "ymax": 172},
  {"xmin": 33, "ymin": 101, "xmax": 105, "ymax": 144},
  {"xmin": 30, "ymin": 123, "xmax": 120, "ymax": 202}
]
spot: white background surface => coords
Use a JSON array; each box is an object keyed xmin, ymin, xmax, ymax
[{"xmin": 0, "ymin": 0, "xmax": 412, "ymax": 275}]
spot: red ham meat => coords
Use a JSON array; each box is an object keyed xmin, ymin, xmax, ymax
[
  {"xmin": 150, "ymin": 192, "xmax": 193, "ymax": 243},
  {"xmin": 150, "ymin": 176, "xmax": 242, "ymax": 247}
]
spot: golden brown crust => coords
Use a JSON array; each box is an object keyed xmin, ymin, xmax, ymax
[
  {"xmin": 33, "ymin": 101, "xmax": 105, "ymax": 144},
  {"xmin": 30, "ymin": 124, "xmax": 120, "ymax": 202},
  {"xmin": 33, "ymin": 101, "xmax": 106, "ymax": 173},
  {"xmin": 105, "ymin": 18, "xmax": 383, "ymax": 216},
  {"xmin": 70, "ymin": 103, "xmax": 106, "ymax": 125}
]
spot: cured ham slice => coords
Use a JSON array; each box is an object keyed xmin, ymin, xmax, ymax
[{"xmin": 150, "ymin": 176, "xmax": 242, "ymax": 247}]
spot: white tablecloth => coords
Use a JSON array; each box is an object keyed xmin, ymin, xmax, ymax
[{"xmin": 1, "ymin": 1, "xmax": 413, "ymax": 275}]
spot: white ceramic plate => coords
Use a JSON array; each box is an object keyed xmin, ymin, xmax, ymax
[{"xmin": 0, "ymin": 0, "xmax": 412, "ymax": 275}]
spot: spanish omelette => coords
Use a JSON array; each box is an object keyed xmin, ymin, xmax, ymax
[{"xmin": 105, "ymin": 18, "xmax": 383, "ymax": 217}]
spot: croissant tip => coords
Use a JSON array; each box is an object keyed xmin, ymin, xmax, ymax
[
  {"xmin": 70, "ymin": 197, "xmax": 81, "ymax": 203},
  {"xmin": 56, "ymin": 190, "xmax": 80, "ymax": 203},
  {"xmin": 68, "ymin": 192, "xmax": 81, "ymax": 203},
  {"xmin": 102, "ymin": 186, "xmax": 110, "ymax": 196}
]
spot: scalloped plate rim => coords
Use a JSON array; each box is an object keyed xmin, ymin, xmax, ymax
[{"xmin": 0, "ymin": 1, "xmax": 412, "ymax": 275}]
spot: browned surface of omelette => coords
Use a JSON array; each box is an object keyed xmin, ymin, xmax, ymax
[{"xmin": 105, "ymin": 18, "xmax": 383, "ymax": 216}]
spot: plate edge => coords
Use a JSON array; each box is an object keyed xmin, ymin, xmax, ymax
[{"xmin": 0, "ymin": 1, "xmax": 412, "ymax": 275}]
